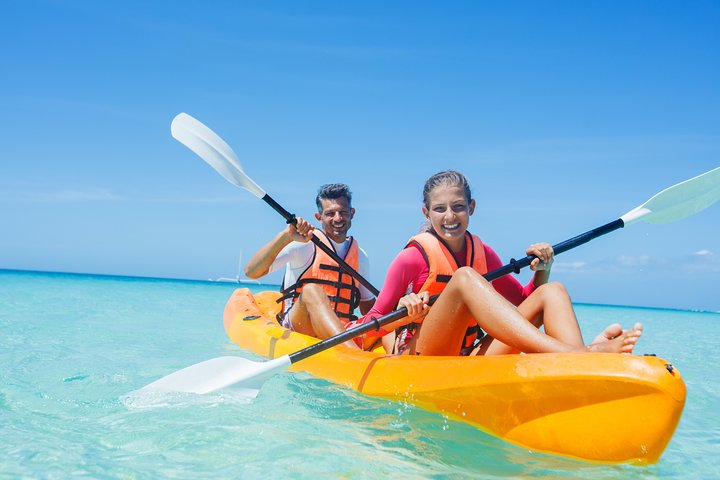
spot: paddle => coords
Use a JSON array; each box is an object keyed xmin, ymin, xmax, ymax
[
  {"xmin": 488, "ymin": 165, "xmax": 720, "ymax": 278},
  {"xmin": 171, "ymin": 112, "xmax": 379, "ymax": 296},
  {"xmin": 136, "ymin": 165, "xmax": 720, "ymax": 396}
]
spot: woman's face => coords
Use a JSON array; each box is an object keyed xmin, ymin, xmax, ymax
[{"xmin": 422, "ymin": 184, "xmax": 475, "ymax": 250}]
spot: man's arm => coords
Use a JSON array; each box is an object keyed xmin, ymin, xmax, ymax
[{"xmin": 244, "ymin": 218, "xmax": 313, "ymax": 279}]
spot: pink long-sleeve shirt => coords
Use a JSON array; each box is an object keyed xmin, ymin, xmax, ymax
[{"xmin": 356, "ymin": 241, "xmax": 536, "ymax": 336}]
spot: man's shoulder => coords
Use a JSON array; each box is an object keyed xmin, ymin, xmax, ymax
[
  {"xmin": 283, "ymin": 240, "xmax": 314, "ymax": 252},
  {"xmin": 281, "ymin": 240, "xmax": 315, "ymax": 262},
  {"xmin": 353, "ymin": 238, "xmax": 370, "ymax": 260}
]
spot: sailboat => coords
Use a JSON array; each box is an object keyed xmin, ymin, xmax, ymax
[{"xmin": 211, "ymin": 251, "xmax": 261, "ymax": 284}]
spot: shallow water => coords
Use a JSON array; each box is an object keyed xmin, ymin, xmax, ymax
[{"xmin": 1, "ymin": 269, "xmax": 718, "ymax": 479}]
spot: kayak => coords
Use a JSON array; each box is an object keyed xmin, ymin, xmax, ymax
[{"xmin": 224, "ymin": 288, "xmax": 686, "ymax": 464}]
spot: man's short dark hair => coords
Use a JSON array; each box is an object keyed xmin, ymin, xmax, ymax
[{"xmin": 316, "ymin": 183, "xmax": 352, "ymax": 212}]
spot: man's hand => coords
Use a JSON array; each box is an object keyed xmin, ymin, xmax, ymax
[{"xmin": 288, "ymin": 217, "xmax": 314, "ymax": 243}]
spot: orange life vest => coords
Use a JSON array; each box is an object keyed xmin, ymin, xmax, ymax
[
  {"xmin": 405, "ymin": 231, "xmax": 488, "ymax": 351},
  {"xmin": 278, "ymin": 230, "xmax": 362, "ymax": 322}
]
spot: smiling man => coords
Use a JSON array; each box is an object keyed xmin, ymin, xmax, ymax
[{"xmin": 244, "ymin": 184, "xmax": 375, "ymax": 348}]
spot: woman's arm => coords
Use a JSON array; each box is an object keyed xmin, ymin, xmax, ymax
[
  {"xmin": 485, "ymin": 244, "xmax": 537, "ymax": 306},
  {"xmin": 356, "ymin": 247, "xmax": 428, "ymax": 334}
]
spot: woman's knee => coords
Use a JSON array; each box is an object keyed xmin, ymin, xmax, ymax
[
  {"xmin": 536, "ymin": 281, "xmax": 570, "ymax": 300},
  {"xmin": 454, "ymin": 266, "xmax": 489, "ymax": 285},
  {"xmin": 446, "ymin": 267, "xmax": 493, "ymax": 304}
]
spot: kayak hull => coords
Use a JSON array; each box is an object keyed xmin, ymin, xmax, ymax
[{"xmin": 224, "ymin": 288, "xmax": 685, "ymax": 464}]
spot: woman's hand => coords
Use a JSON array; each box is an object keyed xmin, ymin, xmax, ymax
[
  {"xmin": 527, "ymin": 242, "xmax": 554, "ymax": 271},
  {"xmin": 397, "ymin": 291, "xmax": 430, "ymax": 323},
  {"xmin": 288, "ymin": 217, "xmax": 314, "ymax": 243}
]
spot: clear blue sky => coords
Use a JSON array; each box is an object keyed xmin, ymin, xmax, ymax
[{"xmin": 1, "ymin": 1, "xmax": 718, "ymax": 311}]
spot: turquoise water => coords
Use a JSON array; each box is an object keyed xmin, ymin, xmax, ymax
[{"xmin": 1, "ymin": 269, "xmax": 718, "ymax": 479}]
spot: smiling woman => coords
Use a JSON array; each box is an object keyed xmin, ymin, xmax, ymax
[{"xmin": 352, "ymin": 170, "xmax": 643, "ymax": 356}]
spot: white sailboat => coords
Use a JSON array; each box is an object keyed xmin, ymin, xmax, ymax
[{"xmin": 211, "ymin": 252, "xmax": 260, "ymax": 284}]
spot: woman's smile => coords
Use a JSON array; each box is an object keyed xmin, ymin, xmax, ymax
[{"xmin": 423, "ymin": 185, "xmax": 475, "ymax": 250}]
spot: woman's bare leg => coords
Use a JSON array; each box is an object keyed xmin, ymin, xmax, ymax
[
  {"xmin": 480, "ymin": 282, "xmax": 585, "ymax": 355},
  {"xmin": 522, "ymin": 282, "xmax": 584, "ymax": 344},
  {"xmin": 412, "ymin": 267, "xmax": 642, "ymax": 355},
  {"xmin": 411, "ymin": 268, "xmax": 578, "ymax": 355},
  {"xmin": 522, "ymin": 284, "xmax": 624, "ymax": 347}
]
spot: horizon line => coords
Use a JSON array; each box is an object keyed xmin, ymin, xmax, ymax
[{"xmin": 1, "ymin": 267, "xmax": 717, "ymax": 315}]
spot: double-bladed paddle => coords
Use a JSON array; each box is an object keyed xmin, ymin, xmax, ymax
[
  {"xmin": 138, "ymin": 159, "xmax": 720, "ymax": 396},
  {"xmin": 170, "ymin": 112, "xmax": 380, "ymax": 296}
]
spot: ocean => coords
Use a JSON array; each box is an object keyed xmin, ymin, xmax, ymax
[{"xmin": 1, "ymin": 269, "xmax": 718, "ymax": 479}]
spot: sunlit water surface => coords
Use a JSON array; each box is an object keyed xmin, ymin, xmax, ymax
[{"xmin": 1, "ymin": 270, "xmax": 718, "ymax": 479}]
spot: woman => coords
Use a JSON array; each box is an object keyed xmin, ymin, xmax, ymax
[{"xmin": 353, "ymin": 170, "xmax": 642, "ymax": 356}]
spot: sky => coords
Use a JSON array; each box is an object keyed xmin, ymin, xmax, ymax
[{"xmin": 1, "ymin": 0, "xmax": 719, "ymax": 311}]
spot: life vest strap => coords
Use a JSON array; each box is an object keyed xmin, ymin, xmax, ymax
[
  {"xmin": 326, "ymin": 295, "xmax": 355, "ymax": 305},
  {"xmin": 276, "ymin": 233, "xmax": 363, "ymax": 319},
  {"xmin": 276, "ymin": 291, "xmax": 294, "ymax": 303},
  {"xmin": 318, "ymin": 264, "xmax": 344, "ymax": 272},
  {"xmin": 297, "ymin": 277, "xmax": 358, "ymax": 290},
  {"xmin": 279, "ymin": 278, "xmax": 357, "ymax": 295},
  {"xmin": 277, "ymin": 278, "xmax": 361, "ymax": 310}
]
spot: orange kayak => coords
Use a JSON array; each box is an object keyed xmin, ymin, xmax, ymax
[{"xmin": 224, "ymin": 288, "xmax": 685, "ymax": 464}]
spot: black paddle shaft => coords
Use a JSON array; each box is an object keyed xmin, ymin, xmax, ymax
[
  {"xmin": 484, "ymin": 218, "xmax": 625, "ymax": 281},
  {"xmin": 289, "ymin": 218, "xmax": 625, "ymax": 364},
  {"xmin": 261, "ymin": 193, "xmax": 380, "ymax": 296}
]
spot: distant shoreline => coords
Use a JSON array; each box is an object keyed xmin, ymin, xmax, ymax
[
  {"xmin": 2, "ymin": 267, "xmax": 717, "ymax": 315},
  {"xmin": 0, "ymin": 267, "xmax": 281, "ymax": 289}
]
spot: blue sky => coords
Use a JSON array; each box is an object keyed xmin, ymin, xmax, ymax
[{"xmin": 1, "ymin": 0, "xmax": 719, "ymax": 311}]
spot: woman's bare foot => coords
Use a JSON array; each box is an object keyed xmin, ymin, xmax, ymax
[
  {"xmin": 586, "ymin": 323, "xmax": 643, "ymax": 354},
  {"xmin": 592, "ymin": 323, "xmax": 622, "ymax": 344}
]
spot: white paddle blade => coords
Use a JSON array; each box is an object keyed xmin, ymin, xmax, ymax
[
  {"xmin": 621, "ymin": 166, "xmax": 720, "ymax": 225},
  {"xmin": 137, "ymin": 355, "xmax": 291, "ymax": 395},
  {"xmin": 171, "ymin": 113, "xmax": 266, "ymax": 198}
]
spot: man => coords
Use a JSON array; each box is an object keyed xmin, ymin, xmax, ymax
[{"xmin": 244, "ymin": 183, "xmax": 375, "ymax": 348}]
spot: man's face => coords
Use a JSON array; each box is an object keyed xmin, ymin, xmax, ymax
[{"xmin": 315, "ymin": 197, "xmax": 355, "ymax": 243}]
